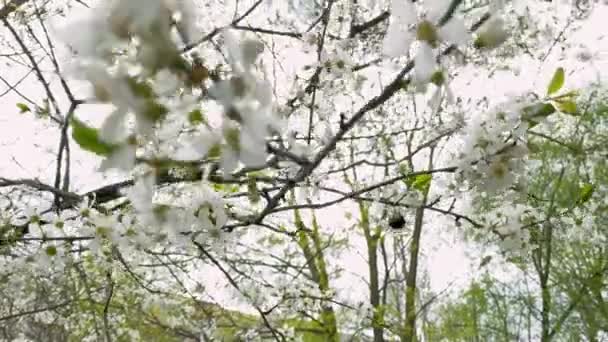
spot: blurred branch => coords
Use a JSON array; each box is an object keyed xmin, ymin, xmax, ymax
[{"xmin": 0, "ymin": 0, "xmax": 27, "ymax": 20}]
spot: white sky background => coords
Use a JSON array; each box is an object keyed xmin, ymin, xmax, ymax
[{"xmin": 1, "ymin": 0, "xmax": 608, "ymax": 312}]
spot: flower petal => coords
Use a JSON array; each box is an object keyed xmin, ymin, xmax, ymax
[
  {"xmin": 438, "ymin": 17, "xmax": 470, "ymax": 46},
  {"xmin": 99, "ymin": 144, "xmax": 136, "ymax": 172},
  {"xmin": 414, "ymin": 42, "xmax": 436, "ymax": 84},
  {"xmin": 240, "ymin": 39, "xmax": 264, "ymax": 70},
  {"xmin": 100, "ymin": 108, "xmax": 128, "ymax": 144},
  {"xmin": 426, "ymin": 0, "xmax": 450, "ymax": 23},
  {"xmin": 391, "ymin": 0, "xmax": 417, "ymax": 24},
  {"xmin": 382, "ymin": 24, "xmax": 414, "ymax": 58},
  {"xmin": 220, "ymin": 147, "xmax": 239, "ymax": 174},
  {"xmin": 239, "ymin": 129, "xmax": 267, "ymax": 166},
  {"xmin": 222, "ymin": 29, "xmax": 243, "ymax": 72}
]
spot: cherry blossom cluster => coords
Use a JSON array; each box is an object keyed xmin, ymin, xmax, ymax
[
  {"xmin": 52, "ymin": 0, "xmax": 288, "ymax": 245},
  {"xmin": 61, "ymin": 0, "xmax": 284, "ymax": 171},
  {"xmin": 383, "ymin": 0, "xmax": 507, "ymax": 86},
  {"xmin": 455, "ymin": 98, "xmax": 530, "ymax": 195}
]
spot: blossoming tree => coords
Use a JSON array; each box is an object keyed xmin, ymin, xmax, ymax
[
  {"xmin": 0, "ymin": 0, "xmax": 605, "ymax": 340},
  {"xmin": 425, "ymin": 86, "xmax": 608, "ymax": 341}
]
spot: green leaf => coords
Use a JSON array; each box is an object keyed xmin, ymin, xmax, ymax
[
  {"xmin": 547, "ymin": 67, "xmax": 565, "ymax": 95},
  {"xmin": 551, "ymin": 89, "xmax": 578, "ymax": 101},
  {"xmin": 16, "ymin": 103, "xmax": 30, "ymax": 113},
  {"xmin": 207, "ymin": 144, "xmax": 222, "ymax": 159},
  {"xmin": 188, "ymin": 109, "xmax": 206, "ymax": 125},
  {"xmin": 577, "ymin": 183, "xmax": 594, "ymax": 205},
  {"xmin": 555, "ymin": 100, "xmax": 577, "ymax": 114},
  {"xmin": 71, "ymin": 118, "xmax": 118, "ymax": 156},
  {"xmin": 408, "ymin": 173, "xmax": 432, "ymax": 193},
  {"xmin": 523, "ymin": 103, "xmax": 556, "ymax": 119},
  {"xmin": 143, "ymin": 100, "xmax": 168, "ymax": 122},
  {"xmin": 126, "ymin": 77, "xmax": 155, "ymax": 99},
  {"xmin": 522, "ymin": 103, "xmax": 556, "ymax": 127},
  {"xmin": 400, "ymin": 164, "xmax": 414, "ymax": 187},
  {"xmin": 224, "ymin": 127, "xmax": 240, "ymax": 152}
]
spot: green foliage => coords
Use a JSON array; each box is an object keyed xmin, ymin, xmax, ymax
[
  {"xmin": 424, "ymin": 281, "xmax": 493, "ymax": 341},
  {"xmin": 224, "ymin": 127, "xmax": 241, "ymax": 152},
  {"xmin": 212, "ymin": 182, "xmax": 240, "ymax": 194},
  {"xmin": 143, "ymin": 100, "xmax": 169, "ymax": 122},
  {"xmin": 16, "ymin": 102, "xmax": 30, "ymax": 113},
  {"xmin": 70, "ymin": 117, "xmax": 118, "ymax": 156},
  {"xmin": 125, "ymin": 77, "xmax": 154, "ymax": 99},
  {"xmin": 406, "ymin": 173, "xmax": 432, "ymax": 194},
  {"xmin": 555, "ymin": 99, "xmax": 578, "ymax": 114},
  {"xmin": 207, "ymin": 143, "xmax": 222, "ymax": 159},
  {"xmin": 547, "ymin": 67, "xmax": 565, "ymax": 95},
  {"xmin": 451, "ymin": 86, "xmax": 608, "ymax": 342},
  {"xmin": 188, "ymin": 108, "xmax": 206, "ymax": 125},
  {"xmin": 521, "ymin": 102, "xmax": 556, "ymax": 127},
  {"xmin": 577, "ymin": 182, "xmax": 594, "ymax": 205},
  {"xmin": 282, "ymin": 318, "xmax": 329, "ymax": 342}
]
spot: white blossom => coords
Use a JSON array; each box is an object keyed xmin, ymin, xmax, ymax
[
  {"xmin": 475, "ymin": 17, "xmax": 509, "ymax": 49},
  {"xmin": 125, "ymin": 171, "xmax": 156, "ymax": 225},
  {"xmin": 152, "ymin": 69, "xmax": 181, "ymax": 96},
  {"xmin": 413, "ymin": 42, "xmax": 437, "ymax": 85},
  {"xmin": 100, "ymin": 108, "xmax": 129, "ymax": 144},
  {"xmin": 438, "ymin": 16, "xmax": 470, "ymax": 46},
  {"xmin": 383, "ymin": 0, "xmax": 470, "ymax": 85},
  {"xmin": 456, "ymin": 99, "xmax": 530, "ymax": 195},
  {"xmin": 99, "ymin": 143, "xmax": 136, "ymax": 172},
  {"xmin": 382, "ymin": 0, "xmax": 416, "ymax": 58}
]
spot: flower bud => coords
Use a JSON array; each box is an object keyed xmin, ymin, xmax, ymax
[{"xmin": 416, "ymin": 20, "xmax": 439, "ymax": 47}]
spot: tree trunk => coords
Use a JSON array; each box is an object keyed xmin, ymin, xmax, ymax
[
  {"xmin": 540, "ymin": 222, "xmax": 554, "ymax": 342},
  {"xmin": 360, "ymin": 202, "xmax": 385, "ymax": 342},
  {"xmin": 403, "ymin": 205, "xmax": 425, "ymax": 342},
  {"xmin": 402, "ymin": 146, "xmax": 433, "ymax": 342},
  {"xmin": 294, "ymin": 208, "xmax": 340, "ymax": 341}
]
